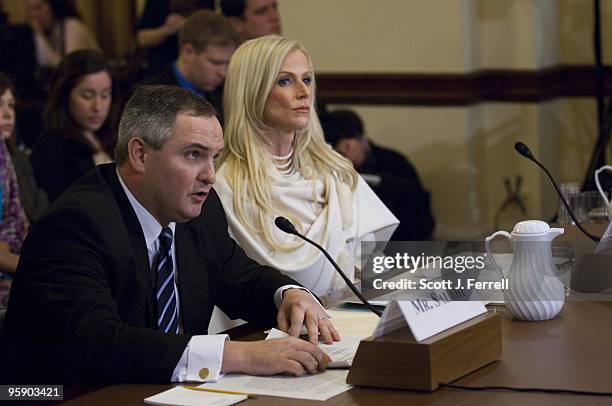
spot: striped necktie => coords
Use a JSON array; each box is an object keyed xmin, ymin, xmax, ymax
[{"xmin": 155, "ymin": 227, "xmax": 179, "ymax": 333}]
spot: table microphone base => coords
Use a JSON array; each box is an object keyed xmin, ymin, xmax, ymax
[{"xmin": 347, "ymin": 311, "xmax": 502, "ymax": 391}]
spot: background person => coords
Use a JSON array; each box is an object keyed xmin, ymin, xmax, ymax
[
  {"xmin": 135, "ymin": 0, "xmax": 214, "ymax": 78},
  {"xmin": 329, "ymin": 109, "xmax": 435, "ymax": 241},
  {"xmin": 28, "ymin": 0, "xmax": 100, "ymax": 69},
  {"xmin": 143, "ymin": 10, "xmax": 240, "ymax": 123},
  {"xmin": 31, "ymin": 49, "xmax": 116, "ymax": 202},
  {"xmin": 215, "ymin": 36, "xmax": 398, "ymax": 297},
  {"xmin": 0, "ymin": 73, "xmax": 30, "ymax": 308},
  {"xmin": 220, "ymin": 0, "xmax": 281, "ymax": 41},
  {"xmin": 0, "ymin": 75, "xmax": 48, "ymax": 224}
]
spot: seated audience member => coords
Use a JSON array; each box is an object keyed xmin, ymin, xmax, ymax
[
  {"xmin": 2, "ymin": 85, "xmax": 337, "ymax": 384},
  {"xmin": 330, "ymin": 110, "xmax": 435, "ymax": 240},
  {"xmin": 28, "ymin": 0, "xmax": 100, "ymax": 69},
  {"xmin": 215, "ymin": 36, "xmax": 398, "ymax": 297},
  {"xmin": 0, "ymin": 73, "xmax": 29, "ymax": 308},
  {"xmin": 32, "ymin": 50, "xmax": 116, "ymax": 202},
  {"xmin": 0, "ymin": 74, "xmax": 48, "ymax": 223},
  {"xmin": 135, "ymin": 0, "xmax": 214, "ymax": 78},
  {"xmin": 220, "ymin": 0, "xmax": 281, "ymax": 41},
  {"xmin": 143, "ymin": 10, "xmax": 240, "ymax": 123}
]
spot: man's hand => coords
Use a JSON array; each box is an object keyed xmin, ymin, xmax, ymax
[
  {"xmin": 221, "ymin": 337, "xmax": 331, "ymax": 377},
  {"xmin": 277, "ymin": 288, "xmax": 340, "ymax": 345}
]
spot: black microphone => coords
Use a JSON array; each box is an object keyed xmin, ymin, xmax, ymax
[
  {"xmin": 274, "ymin": 216, "xmax": 383, "ymax": 317},
  {"xmin": 514, "ymin": 141, "xmax": 535, "ymax": 160},
  {"xmin": 274, "ymin": 216, "xmax": 298, "ymax": 235},
  {"xmin": 514, "ymin": 142, "xmax": 600, "ymax": 242}
]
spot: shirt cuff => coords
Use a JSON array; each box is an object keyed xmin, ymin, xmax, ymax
[
  {"xmin": 274, "ymin": 285, "xmax": 330, "ymax": 317},
  {"xmin": 171, "ymin": 334, "xmax": 229, "ymax": 382}
]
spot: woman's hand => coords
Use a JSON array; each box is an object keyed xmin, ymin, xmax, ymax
[{"xmin": 277, "ymin": 288, "xmax": 341, "ymax": 345}]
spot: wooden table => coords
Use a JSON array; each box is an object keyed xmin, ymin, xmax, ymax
[{"xmin": 57, "ymin": 300, "xmax": 612, "ymax": 405}]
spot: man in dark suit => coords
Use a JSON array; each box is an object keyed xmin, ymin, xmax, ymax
[
  {"xmin": 143, "ymin": 10, "xmax": 239, "ymax": 122},
  {"xmin": 1, "ymin": 85, "xmax": 337, "ymax": 384}
]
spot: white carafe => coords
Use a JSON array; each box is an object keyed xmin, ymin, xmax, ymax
[{"xmin": 485, "ymin": 220, "xmax": 565, "ymax": 321}]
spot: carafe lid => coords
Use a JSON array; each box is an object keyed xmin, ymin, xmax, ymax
[{"xmin": 512, "ymin": 220, "xmax": 551, "ymax": 235}]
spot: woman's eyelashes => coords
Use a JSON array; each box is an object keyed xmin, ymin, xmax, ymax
[{"xmin": 277, "ymin": 75, "xmax": 312, "ymax": 87}]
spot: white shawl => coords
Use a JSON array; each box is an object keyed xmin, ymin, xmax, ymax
[{"xmin": 214, "ymin": 165, "xmax": 398, "ymax": 296}]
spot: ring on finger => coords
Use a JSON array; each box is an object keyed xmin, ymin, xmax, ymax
[{"xmin": 317, "ymin": 315, "xmax": 330, "ymax": 321}]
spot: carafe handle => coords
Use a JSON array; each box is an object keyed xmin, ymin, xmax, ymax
[
  {"xmin": 485, "ymin": 231, "xmax": 512, "ymax": 278},
  {"xmin": 594, "ymin": 165, "xmax": 612, "ymax": 206}
]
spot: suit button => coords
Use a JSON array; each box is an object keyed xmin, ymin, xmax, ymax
[{"xmin": 199, "ymin": 368, "xmax": 210, "ymax": 380}]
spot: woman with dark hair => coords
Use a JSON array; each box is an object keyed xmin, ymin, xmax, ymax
[
  {"xmin": 28, "ymin": 0, "xmax": 100, "ymax": 68},
  {"xmin": 0, "ymin": 72, "xmax": 29, "ymax": 308},
  {"xmin": 32, "ymin": 50, "xmax": 116, "ymax": 202}
]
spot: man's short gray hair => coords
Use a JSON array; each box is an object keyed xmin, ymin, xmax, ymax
[{"xmin": 114, "ymin": 85, "xmax": 216, "ymax": 165}]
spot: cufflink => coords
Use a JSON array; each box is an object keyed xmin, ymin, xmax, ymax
[{"xmin": 199, "ymin": 368, "xmax": 209, "ymax": 380}]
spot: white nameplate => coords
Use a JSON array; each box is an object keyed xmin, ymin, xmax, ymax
[{"xmin": 372, "ymin": 291, "xmax": 486, "ymax": 341}]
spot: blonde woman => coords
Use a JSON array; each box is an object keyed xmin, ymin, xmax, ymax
[{"xmin": 215, "ymin": 35, "xmax": 398, "ymax": 296}]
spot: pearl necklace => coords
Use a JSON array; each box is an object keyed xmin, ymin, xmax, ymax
[
  {"xmin": 270, "ymin": 148, "xmax": 294, "ymax": 160},
  {"xmin": 270, "ymin": 147, "xmax": 295, "ymax": 176}
]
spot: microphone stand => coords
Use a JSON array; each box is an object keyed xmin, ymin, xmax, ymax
[{"xmin": 515, "ymin": 143, "xmax": 600, "ymax": 242}]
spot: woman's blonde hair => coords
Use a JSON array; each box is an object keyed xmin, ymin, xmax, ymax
[{"xmin": 219, "ymin": 35, "xmax": 357, "ymax": 250}]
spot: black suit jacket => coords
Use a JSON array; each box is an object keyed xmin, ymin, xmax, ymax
[
  {"xmin": 361, "ymin": 143, "xmax": 435, "ymax": 241},
  {"xmin": 1, "ymin": 164, "xmax": 296, "ymax": 383}
]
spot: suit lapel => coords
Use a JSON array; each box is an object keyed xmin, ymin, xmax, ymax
[
  {"xmin": 102, "ymin": 165, "xmax": 157, "ymax": 327},
  {"xmin": 175, "ymin": 223, "xmax": 209, "ymax": 334}
]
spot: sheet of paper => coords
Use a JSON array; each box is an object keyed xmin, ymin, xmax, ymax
[
  {"xmin": 265, "ymin": 328, "xmax": 362, "ymax": 368},
  {"xmin": 200, "ymin": 370, "xmax": 351, "ymax": 401},
  {"xmin": 144, "ymin": 386, "xmax": 246, "ymax": 406}
]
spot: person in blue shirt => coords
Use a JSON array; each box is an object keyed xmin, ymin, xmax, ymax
[{"xmin": 143, "ymin": 10, "xmax": 240, "ymax": 125}]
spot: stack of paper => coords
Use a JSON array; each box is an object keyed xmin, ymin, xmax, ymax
[
  {"xmin": 145, "ymin": 386, "xmax": 246, "ymax": 406},
  {"xmin": 200, "ymin": 370, "xmax": 351, "ymax": 401}
]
